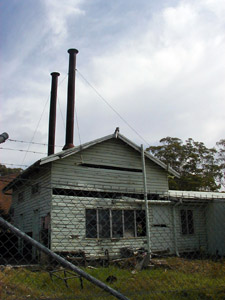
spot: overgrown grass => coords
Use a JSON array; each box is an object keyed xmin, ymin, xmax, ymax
[{"xmin": 0, "ymin": 257, "xmax": 224, "ymax": 299}]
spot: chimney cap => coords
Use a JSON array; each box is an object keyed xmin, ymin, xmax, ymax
[
  {"xmin": 68, "ymin": 48, "xmax": 79, "ymax": 55},
  {"xmin": 51, "ymin": 72, "xmax": 60, "ymax": 77}
]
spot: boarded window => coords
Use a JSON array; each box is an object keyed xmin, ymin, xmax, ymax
[
  {"xmin": 86, "ymin": 209, "xmax": 97, "ymax": 238},
  {"xmin": 180, "ymin": 209, "xmax": 194, "ymax": 235}
]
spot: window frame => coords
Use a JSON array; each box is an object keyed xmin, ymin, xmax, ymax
[
  {"xmin": 86, "ymin": 209, "xmax": 97, "ymax": 238},
  {"xmin": 180, "ymin": 209, "xmax": 194, "ymax": 235},
  {"xmin": 85, "ymin": 208, "xmax": 146, "ymax": 239},
  {"xmin": 111, "ymin": 210, "xmax": 123, "ymax": 238}
]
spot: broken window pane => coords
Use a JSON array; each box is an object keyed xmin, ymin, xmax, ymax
[
  {"xmin": 124, "ymin": 210, "xmax": 135, "ymax": 237},
  {"xmin": 112, "ymin": 210, "xmax": 123, "ymax": 238},
  {"xmin": 136, "ymin": 210, "xmax": 146, "ymax": 237}
]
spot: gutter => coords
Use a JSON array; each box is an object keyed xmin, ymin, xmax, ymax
[{"xmin": 119, "ymin": 197, "xmax": 173, "ymax": 205}]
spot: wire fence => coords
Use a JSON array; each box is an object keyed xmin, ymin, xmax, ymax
[{"xmin": 0, "ymin": 178, "xmax": 225, "ymax": 299}]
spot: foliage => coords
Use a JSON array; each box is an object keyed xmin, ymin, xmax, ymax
[
  {"xmin": 0, "ymin": 208, "xmax": 13, "ymax": 222},
  {"xmin": 147, "ymin": 137, "xmax": 223, "ymax": 191},
  {"xmin": 0, "ymin": 164, "xmax": 22, "ymax": 177},
  {"xmin": 216, "ymin": 139, "xmax": 225, "ymax": 189},
  {"xmin": 0, "ymin": 258, "xmax": 225, "ymax": 299}
]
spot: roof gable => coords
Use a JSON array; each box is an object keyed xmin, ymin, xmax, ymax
[
  {"xmin": 40, "ymin": 132, "xmax": 179, "ymax": 177},
  {"xmin": 3, "ymin": 132, "xmax": 179, "ymax": 193}
]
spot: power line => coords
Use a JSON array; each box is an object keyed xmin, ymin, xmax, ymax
[
  {"xmin": 75, "ymin": 105, "xmax": 82, "ymax": 146},
  {"xmin": 58, "ymin": 96, "xmax": 66, "ymax": 130},
  {"xmin": 8, "ymin": 139, "xmax": 63, "ymax": 148},
  {"xmin": 8, "ymin": 73, "xmax": 68, "ymax": 165},
  {"xmin": 21, "ymin": 96, "xmax": 50, "ymax": 165},
  {"xmin": 77, "ymin": 69, "xmax": 151, "ymax": 147},
  {"xmin": 0, "ymin": 163, "xmax": 29, "ymax": 168},
  {"xmin": 0, "ymin": 147, "xmax": 46, "ymax": 155},
  {"xmin": 58, "ymin": 73, "xmax": 68, "ymax": 86}
]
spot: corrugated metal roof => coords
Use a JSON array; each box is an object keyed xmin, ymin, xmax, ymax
[{"xmin": 169, "ymin": 190, "xmax": 225, "ymax": 199}]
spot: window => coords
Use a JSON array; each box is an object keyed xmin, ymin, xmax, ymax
[
  {"xmin": 31, "ymin": 183, "xmax": 39, "ymax": 195},
  {"xmin": 112, "ymin": 210, "xmax": 123, "ymax": 238},
  {"xmin": 99, "ymin": 209, "xmax": 110, "ymax": 238},
  {"xmin": 86, "ymin": 209, "xmax": 146, "ymax": 239},
  {"xmin": 180, "ymin": 209, "xmax": 194, "ymax": 235},
  {"xmin": 136, "ymin": 210, "xmax": 146, "ymax": 236},
  {"xmin": 124, "ymin": 210, "xmax": 135, "ymax": 237},
  {"xmin": 86, "ymin": 209, "xmax": 97, "ymax": 238},
  {"xmin": 18, "ymin": 191, "xmax": 24, "ymax": 202}
]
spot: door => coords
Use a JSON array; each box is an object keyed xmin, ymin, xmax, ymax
[{"xmin": 151, "ymin": 206, "xmax": 173, "ymax": 253}]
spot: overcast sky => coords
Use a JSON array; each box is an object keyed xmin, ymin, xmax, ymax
[{"xmin": 1, "ymin": 0, "xmax": 225, "ymax": 168}]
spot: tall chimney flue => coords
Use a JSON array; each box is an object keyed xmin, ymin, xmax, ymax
[
  {"xmin": 63, "ymin": 48, "xmax": 79, "ymax": 150},
  {"xmin": 48, "ymin": 72, "xmax": 60, "ymax": 156}
]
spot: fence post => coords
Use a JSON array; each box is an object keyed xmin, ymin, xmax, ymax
[{"xmin": 141, "ymin": 144, "xmax": 151, "ymax": 260}]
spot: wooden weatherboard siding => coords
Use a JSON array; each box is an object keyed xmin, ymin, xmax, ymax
[
  {"xmin": 51, "ymin": 195, "xmax": 157, "ymax": 257},
  {"xmin": 50, "ymin": 138, "xmax": 172, "ymax": 257},
  {"xmin": 206, "ymin": 200, "xmax": 225, "ymax": 256},
  {"xmin": 6, "ymin": 133, "xmax": 216, "ymax": 260},
  {"xmin": 11, "ymin": 168, "xmax": 52, "ymax": 237},
  {"xmin": 51, "ymin": 138, "xmax": 169, "ymax": 194},
  {"xmin": 50, "ymin": 195, "xmax": 208, "ymax": 256},
  {"xmin": 174, "ymin": 204, "xmax": 207, "ymax": 253}
]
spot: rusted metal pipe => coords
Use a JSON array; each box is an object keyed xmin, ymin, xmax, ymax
[
  {"xmin": 63, "ymin": 48, "xmax": 79, "ymax": 150},
  {"xmin": 48, "ymin": 72, "xmax": 60, "ymax": 156}
]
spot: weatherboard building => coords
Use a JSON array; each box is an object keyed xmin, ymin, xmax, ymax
[{"xmin": 3, "ymin": 49, "xmax": 225, "ymax": 260}]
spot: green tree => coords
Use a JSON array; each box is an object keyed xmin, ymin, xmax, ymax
[
  {"xmin": 0, "ymin": 164, "xmax": 22, "ymax": 177},
  {"xmin": 147, "ymin": 137, "xmax": 222, "ymax": 191},
  {"xmin": 216, "ymin": 139, "xmax": 225, "ymax": 189}
]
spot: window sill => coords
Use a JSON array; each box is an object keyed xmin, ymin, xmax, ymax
[
  {"xmin": 181, "ymin": 233, "xmax": 195, "ymax": 236},
  {"xmin": 85, "ymin": 237, "xmax": 146, "ymax": 240}
]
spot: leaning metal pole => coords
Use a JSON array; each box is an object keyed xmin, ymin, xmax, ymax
[
  {"xmin": 0, "ymin": 217, "xmax": 130, "ymax": 300},
  {"xmin": 141, "ymin": 144, "xmax": 151, "ymax": 259}
]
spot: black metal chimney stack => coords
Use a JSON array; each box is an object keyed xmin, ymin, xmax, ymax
[
  {"xmin": 48, "ymin": 72, "xmax": 60, "ymax": 156},
  {"xmin": 63, "ymin": 48, "xmax": 79, "ymax": 150}
]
